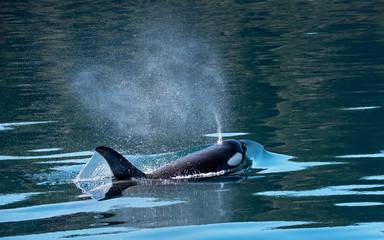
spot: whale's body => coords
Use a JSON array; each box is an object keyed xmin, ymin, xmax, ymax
[{"xmin": 96, "ymin": 139, "xmax": 252, "ymax": 180}]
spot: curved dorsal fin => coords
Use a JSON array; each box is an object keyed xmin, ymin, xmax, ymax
[{"xmin": 95, "ymin": 146, "xmax": 146, "ymax": 180}]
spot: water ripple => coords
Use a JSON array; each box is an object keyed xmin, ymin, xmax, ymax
[
  {"xmin": 341, "ymin": 106, "xmax": 381, "ymax": 111},
  {"xmin": 335, "ymin": 202, "xmax": 384, "ymax": 207},
  {"xmin": 0, "ymin": 151, "xmax": 93, "ymax": 161},
  {"xmin": 0, "ymin": 121, "xmax": 56, "ymax": 131},
  {"xmin": 2, "ymin": 221, "xmax": 384, "ymax": 240},
  {"xmin": 361, "ymin": 175, "xmax": 384, "ymax": 181},
  {"xmin": 0, "ymin": 197, "xmax": 185, "ymax": 223},
  {"xmin": 254, "ymin": 184, "xmax": 384, "ymax": 197},
  {"xmin": 335, "ymin": 151, "xmax": 384, "ymax": 159},
  {"xmin": 0, "ymin": 193, "xmax": 44, "ymax": 206},
  {"xmin": 244, "ymin": 140, "xmax": 345, "ymax": 174},
  {"xmin": 28, "ymin": 148, "xmax": 63, "ymax": 153}
]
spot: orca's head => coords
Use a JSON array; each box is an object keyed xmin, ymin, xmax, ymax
[{"xmin": 222, "ymin": 140, "xmax": 251, "ymax": 172}]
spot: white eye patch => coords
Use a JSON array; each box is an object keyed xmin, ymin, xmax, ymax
[{"xmin": 227, "ymin": 153, "xmax": 243, "ymax": 166}]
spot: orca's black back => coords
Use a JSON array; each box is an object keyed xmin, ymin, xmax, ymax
[{"xmin": 147, "ymin": 140, "xmax": 244, "ymax": 179}]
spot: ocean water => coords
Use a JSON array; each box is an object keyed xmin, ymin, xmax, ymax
[{"xmin": 1, "ymin": 0, "xmax": 384, "ymax": 239}]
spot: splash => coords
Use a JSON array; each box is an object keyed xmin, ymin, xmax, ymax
[{"xmin": 74, "ymin": 152, "xmax": 114, "ymax": 199}]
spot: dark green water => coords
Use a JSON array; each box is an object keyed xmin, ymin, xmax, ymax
[{"xmin": 1, "ymin": 0, "xmax": 384, "ymax": 239}]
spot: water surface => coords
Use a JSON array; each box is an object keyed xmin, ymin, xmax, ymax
[{"xmin": 1, "ymin": 0, "xmax": 384, "ymax": 239}]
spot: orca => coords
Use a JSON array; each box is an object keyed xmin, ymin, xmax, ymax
[{"xmin": 95, "ymin": 139, "xmax": 252, "ymax": 180}]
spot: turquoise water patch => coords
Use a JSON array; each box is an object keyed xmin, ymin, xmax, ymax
[{"xmin": 0, "ymin": 193, "xmax": 44, "ymax": 206}]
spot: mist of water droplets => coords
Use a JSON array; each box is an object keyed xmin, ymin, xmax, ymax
[{"xmin": 72, "ymin": 28, "xmax": 229, "ymax": 151}]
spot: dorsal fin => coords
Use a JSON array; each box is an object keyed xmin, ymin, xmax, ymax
[{"xmin": 95, "ymin": 146, "xmax": 146, "ymax": 180}]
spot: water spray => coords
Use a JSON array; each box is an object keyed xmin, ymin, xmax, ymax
[
  {"xmin": 214, "ymin": 112, "xmax": 223, "ymax": 145},
  {"xmin": 72, "ymin": 25, "xmax": 229, "ymax": 150}
]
